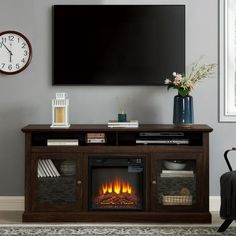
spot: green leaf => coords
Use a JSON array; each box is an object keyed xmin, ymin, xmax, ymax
[{"xmin": 178, "ymin": 88, "xmax": 189, "ymax": 97}]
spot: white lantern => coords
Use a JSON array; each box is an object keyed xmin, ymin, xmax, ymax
[{"xmin": 50, "ymin": 93, "xmax": 70, "ymax": 128}]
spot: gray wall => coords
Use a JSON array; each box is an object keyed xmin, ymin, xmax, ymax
[{"xmin": 0, "ymin": 0, "xmax": 228, "ymax": 196}]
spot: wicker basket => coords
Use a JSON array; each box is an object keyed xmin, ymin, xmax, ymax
[{"xmin": 162, "ymin": 195, "xmax": 192, "ymax": 206}]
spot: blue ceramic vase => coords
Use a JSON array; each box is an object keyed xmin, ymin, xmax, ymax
[{"xmin": 173, "ymin": 94, "xmax": 194, "ymax": 126}]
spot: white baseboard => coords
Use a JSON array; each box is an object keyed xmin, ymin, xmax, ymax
[
  {"xmin": 0, "ymin": 196, "xmax": 221, "ymax": 212},
  {"xmin": 209, "ymin": 196, "xmax": 220, "ymax": 212},
  {"xmin": 0, "ymin": 196, "xmax": 24, "ymax": 211}
]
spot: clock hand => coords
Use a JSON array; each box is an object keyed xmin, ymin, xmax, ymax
[
  {"xmin": 2, "ymin": 42, "xmax": 13, "ymax": 63},
  {"xmin": 2, "ymin": 42, "xmax": 12, "ymax": 55}
]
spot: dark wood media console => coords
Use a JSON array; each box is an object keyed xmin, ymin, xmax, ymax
[{"xmin": 22, "ymin": 124, "xmax": 212, "ymax": 223}]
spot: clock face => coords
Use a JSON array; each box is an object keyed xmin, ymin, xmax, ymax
[{"xmin": 0, "ymin": 31, "xmax": 32, "ymax": 74}]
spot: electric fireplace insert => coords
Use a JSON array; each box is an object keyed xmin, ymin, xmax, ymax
[{"xmin": 89, "ymin": 156, "xmax": 144, "ymax": 211}]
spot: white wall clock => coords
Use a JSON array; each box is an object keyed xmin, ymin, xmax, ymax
[{"xmin": 0, "ymin": 31, "xmax": 32, "ymax": 74}]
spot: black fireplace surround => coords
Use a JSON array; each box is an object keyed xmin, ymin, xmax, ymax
[{"xmin": 89, "ymin": 156, "xmax": 144, "ymax": 211}]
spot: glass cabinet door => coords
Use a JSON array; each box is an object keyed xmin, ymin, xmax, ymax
[
  {"xmin": 32, "ymin": 153, "xmax": 82, "ymax": 211},
  {"xmin": 151, "ymin": 153, "xmax": 202, "ymax": 211}
]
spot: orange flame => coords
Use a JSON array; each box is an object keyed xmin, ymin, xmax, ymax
[
  {"xmin": 108, "ymin": 183, "xmax": 113, "ymax": 193},
  {"xmin": 100, "ymin": 179, "xmax": 133, "ymax": 195},
  {"xmin": 102, "ymin": 184, "xmax": 107, "ymax": 194}
]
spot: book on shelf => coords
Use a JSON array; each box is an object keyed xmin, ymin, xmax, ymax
[
  {"xmin": 47, "ymin": 139, "xmax": 79, "ymax": 146},
  {"xmin": 37, "ymin": 159, "xmax": 60, "ymax": 178},
  {"xmin": 44, "ymin": 159, "xmax": 57, "ymax": 177},
  {"xmin": 38, "ymin": 160, "xmax": 48, "ymax": 177},
  {"xmin": 108, "ymin": 120, "xmax": 139, "ymax": 128},
  {"xmin": 47, "ymin": 159, "xmax": 60, "ymax": 177},
  {"xmin": 39, "ymin": 159, "xmax": 53, "ymax": 177},
  {"xmin": 37, "ymin": 163, "xmax": 45, "ymax": 178},
  {"xmin": 160, "ymin": 170, "xmax": 194, "ymax": 178}
]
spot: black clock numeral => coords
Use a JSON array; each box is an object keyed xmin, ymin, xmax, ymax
[
  {"xmin": 24, "ymin": 50, "xmax": 28, "ymax": 56},
  {"xmin": 16, "ymin": 64, "xmax": 20, "ymax": 69},
  {"xmin": 22, "ymin": 43, "xmax": 26, "ymax": 49},
  {"xmin": 8, "ymin": 64, "xmax": 12, "ymax": 70},
  {"xmin": 1, "ymin": 63, "xmax": 5, "ymax": 68},
  {"xmin": 8, "ymin": 35, "xmax": 14, "ymax": 41},
  {"xmin": 21, "ymin": 58, "xmax": 26, "ymax": 63},
  {"xmin": 2, "ymin": 37, "xmax": 6, "ymax": 43},
  {"xmin": 17, "ymin": 38, "xmax": 20, "ymax": 43}
]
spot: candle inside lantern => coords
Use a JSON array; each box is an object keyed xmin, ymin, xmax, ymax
[{"xmin": 54, "ymin": 107, "xmax": 65, "ymax": 123}]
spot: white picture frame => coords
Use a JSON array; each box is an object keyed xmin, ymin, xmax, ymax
[{"xmin": 219, "ymin": 0, "xmax": 236, "ymax": 122}]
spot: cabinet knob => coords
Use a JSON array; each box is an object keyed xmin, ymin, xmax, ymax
[
  {"xmin": 152, "ymin": 180, "xmax": 157, "ymax": 185},
  {"xmin": 77, "ymin": 180, "xmax": 82, "ymax": 185}
]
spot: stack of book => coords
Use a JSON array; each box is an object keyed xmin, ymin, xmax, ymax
[
  {"xmin": 38, "ymin": 159, "xmax": 60, "ymax": 178},
  {"xmin": 47, "ymin": 139, "xmax": 79, "ymax": 146},
  {"xmin": 86, "ymin": 133, "xmax": 106, "ymax": 144},
  {"xmin": 108, "ymin": 120, "xmax": 139, "ymax": 128},
  {"xmin": 160, "ymin": 170, "xmax": 194, "ymax": 178}
]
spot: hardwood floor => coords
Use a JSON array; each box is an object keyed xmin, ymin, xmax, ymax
[
  {"xmin": 0, "ymin": 211, "xmax": 23, "ymax": 224},
  {"xmin": 0, "ymin": 211, "xmax": 231, "ymax": 226}
]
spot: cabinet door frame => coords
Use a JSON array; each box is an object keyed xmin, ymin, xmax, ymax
[
  {"xmin": 31, "ymin": 152, "xmax": 83, "ymax": 212},
  {"xmin": 150, "ymin": 152, "xmax": 205, "ymax": 212}
]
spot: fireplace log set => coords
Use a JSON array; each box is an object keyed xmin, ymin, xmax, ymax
[{"xmin": 95, "ymin": 193, "xmax": 139, "ymax": 209}]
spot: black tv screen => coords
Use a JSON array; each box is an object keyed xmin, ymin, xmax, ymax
[{"xmin": 53, "ymin": 5, "xmax": 185, "ymax": 85}]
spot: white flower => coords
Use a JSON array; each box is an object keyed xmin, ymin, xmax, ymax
[
  {"xmin": 175, "ymin": 73, "xmax": 183, "ymax": 79},
  {"xmin": 164, "ymin": 79, "xmax": 172, "ymax": 84},
  {"xmin": 173, "ymin": 75, "xmax": 183, "ymax": 86},
  {"xmin": 164, "ymin": 61, "xmax": 216, "ymax": 97}
]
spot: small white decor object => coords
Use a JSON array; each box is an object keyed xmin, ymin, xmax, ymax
[
  {"xmin": 51, "ymin": 93, "xmax": 70, "ymax": 128},
  {"xmin": 163, "ymin": 160, "xmax": 186, "ymax": 170}
]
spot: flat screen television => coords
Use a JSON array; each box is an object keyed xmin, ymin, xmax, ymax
[{"xmin": 52, "ymin": 5, "xmax": 185, "ymax": 85}]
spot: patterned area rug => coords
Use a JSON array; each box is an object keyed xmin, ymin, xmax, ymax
[{"xmin": 0, "ymin": 224, "xmax": 235, "ymax": 236}]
